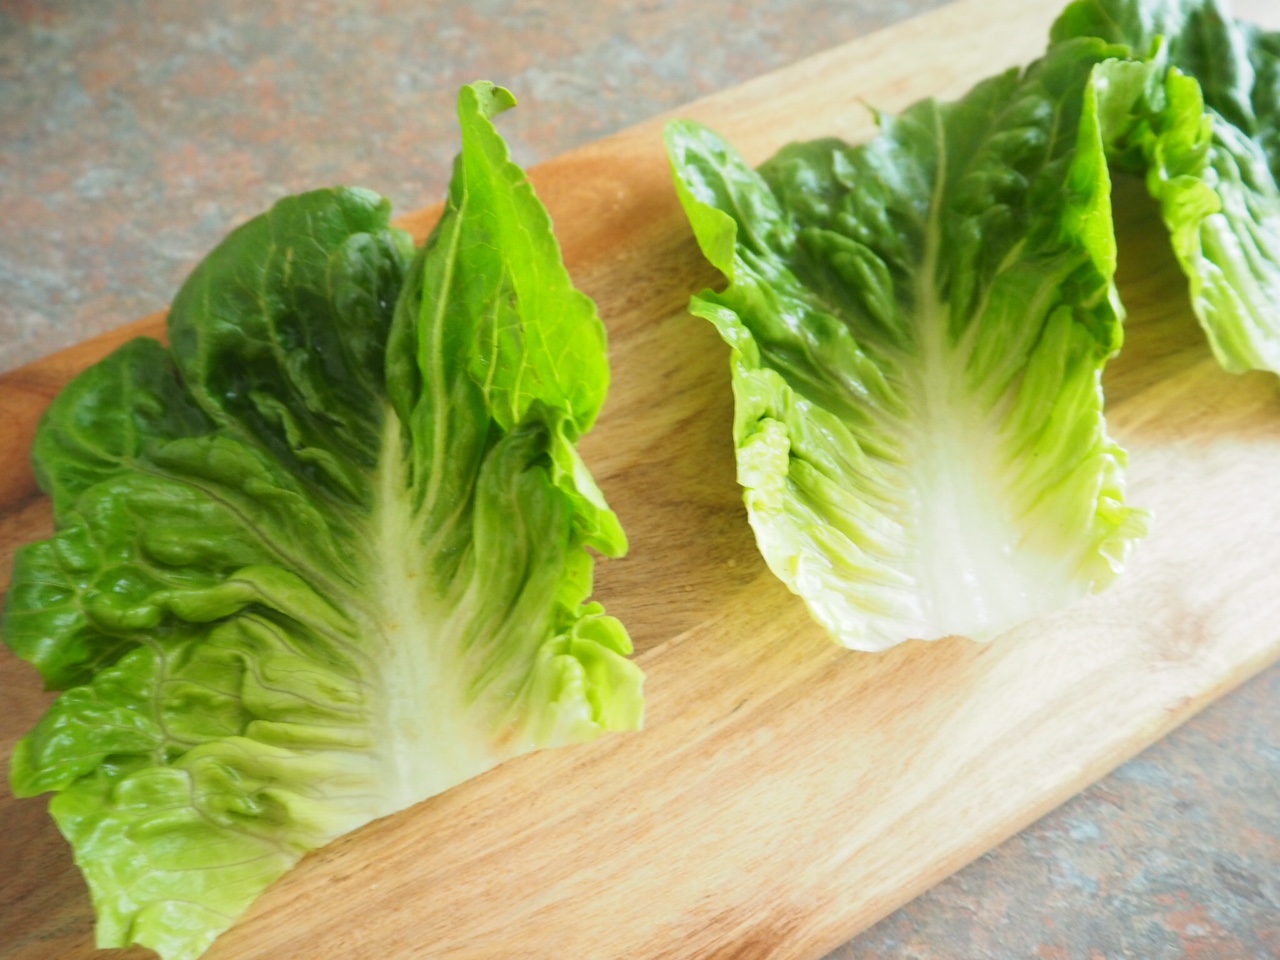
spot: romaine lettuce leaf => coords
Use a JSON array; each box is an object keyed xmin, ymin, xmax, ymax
[
  {"xmin": 1054, "ymin": 0, "xmax": 1280, "ymax": 373},
  {"xmin": 665, "ymin": 39, "xmax": 1149, "ymax": 650},
  {"xmin": 3, "ymin": 81, "xmax": 643, "ymax": 960}
]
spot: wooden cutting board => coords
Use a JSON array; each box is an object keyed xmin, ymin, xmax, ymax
[{"xmin": 4, "ymin": 0, "xmax": 1280, "ymax": 957}]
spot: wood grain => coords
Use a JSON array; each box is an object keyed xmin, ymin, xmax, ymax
[{"xmin": 4, "ymin": 0, "xmax": 1280, "ymax": 957}]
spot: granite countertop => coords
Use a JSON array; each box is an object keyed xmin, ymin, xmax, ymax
[{"xmin": 1, "ymin": 1, "xmax": 1277, "ymax": 958}]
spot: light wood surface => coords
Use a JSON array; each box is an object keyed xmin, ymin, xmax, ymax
[{"xmin": 4, "ymin": 0, "xmax": 1280, "ymax": 957}]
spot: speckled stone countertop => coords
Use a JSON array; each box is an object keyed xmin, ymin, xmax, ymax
[{"xmin": 2, "ymin": 2, "xmax": 1277, "ymax": 958}]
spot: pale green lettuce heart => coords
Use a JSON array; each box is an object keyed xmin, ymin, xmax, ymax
[
  {"xmin": 1054, "ymin": 0, "xmax": 1280, "ymax": 373},
  {"xmin": 666, "ymin": 38, "xmax": 1150, "ymax": 650},
  {"xmin": 4, "ymin": 81, "xmax": 643, "ymax": 960}
]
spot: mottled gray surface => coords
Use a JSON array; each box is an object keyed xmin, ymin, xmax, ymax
[
  {"xmin": 0, "ymin": 0, "xmax": 940, "ymax": 372},
  {"xmin": 1, "ymin": 1, "xmax": 1278, "ymax": 958}
]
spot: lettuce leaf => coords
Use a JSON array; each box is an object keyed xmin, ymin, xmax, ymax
[
  {"xmin": 1054, "ymin": 0, "xmax": 1280, "ymax": 372},
  {"xmin": 3, "ymin": 81, "xmax": 643, "ymax": 960},
  {"xmin": 665, "ymin": 39, "xmax": 1149, "ymax": 650}
]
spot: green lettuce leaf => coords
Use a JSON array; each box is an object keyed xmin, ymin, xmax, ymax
[
  {"xmin": 3, "ymin": 81, "xmax": 643, "ymax": 960},
  {"xmin": 665, "ymin": 38, "xmax": 1149, "ymax": 650},
  {"xmin": 1053, "ymin": 0, "xmax": 1280, "ymax": 372}
]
